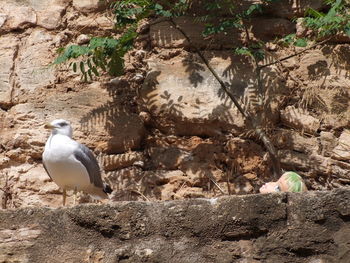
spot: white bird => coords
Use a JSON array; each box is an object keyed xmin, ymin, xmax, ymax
[{"xmin": 42, "ymin": 119, "xmax": 112, "ymax": 206}]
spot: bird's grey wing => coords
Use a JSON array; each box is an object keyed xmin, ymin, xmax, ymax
[
  {"xmin": 42, "ymin": 161, "xmax": 52, "ymax": 180},
  {"xmin": 73, "ymin": 143, "xmax": 104, "ymax": 189}
]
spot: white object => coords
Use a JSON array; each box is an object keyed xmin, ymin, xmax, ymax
[{"xmin": 42, "ymin": 119, "xmax": 111, "ymax": 205}]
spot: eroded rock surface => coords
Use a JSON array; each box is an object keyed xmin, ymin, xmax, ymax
[
  {"xmin": 1, "ymin": 189, "xmax": 350, "ymax": 263},
  {"xmin": 0, "ymin": 0, "xmax": 349, "ymax": 209}
]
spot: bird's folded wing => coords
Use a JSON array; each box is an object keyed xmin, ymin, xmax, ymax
[
  {"xmin": 73, "ymin": 143, "xmax": 104, "ymax": 189},
  {"xmin": 42, "ymin": 161, "xmax": 53, "ymax": 180}
]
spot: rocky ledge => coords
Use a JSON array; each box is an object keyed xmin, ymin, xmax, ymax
[{"xmin": 1, "ymin": 189, "xmax": 350, "ymax": 263}]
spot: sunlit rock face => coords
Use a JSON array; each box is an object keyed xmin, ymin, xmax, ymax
[
  {"xmin": 1, "ymin": 189, "xmax": 350, "ymax": 262},
  {"xmin": 0, "ymin": 0, "xmax": 349, "ymax": 209}
]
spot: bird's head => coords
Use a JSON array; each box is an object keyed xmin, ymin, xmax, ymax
[{"xmin": 44, "ymin": 119, "xmax": 73, "ymax": 137}]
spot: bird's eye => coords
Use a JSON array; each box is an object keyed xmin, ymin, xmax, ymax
[{"xmin": 59, "ymin": 122, "xmax": 67, "ymax": 127}]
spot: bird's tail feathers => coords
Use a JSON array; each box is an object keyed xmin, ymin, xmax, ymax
[{"xmin": 103, "ymin": 183, "xmax": 113, "ymax": 194}]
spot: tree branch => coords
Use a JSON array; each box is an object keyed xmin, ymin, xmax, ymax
[
  {"xmin": 168, "ymin": 18, "xmax": 248, "ymax": 119},
  {"xmin": 169, "ymin": 18, "xmax": 281, "ymax": 179},
  {"xmin": 258, "ymin": 37, "xmax": 332, "ymax": 70}
]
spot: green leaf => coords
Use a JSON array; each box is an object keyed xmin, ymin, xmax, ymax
[
  {"xmin": 80, "ymin": 61, "xmax": 85, "ymax": 73},
  {"xmin": 245, "ymin": 4, "xmax": 263, "ymax": 16},
  {"xmin": 56, "ymin": 47, "xmax": 65, "ymax": 54},
  {"xmin": 294, "ymin": 38, "xmax": 308, "ymax": 47},
  {"xmin": 87, "ymin": 59, "xmax": 92, "ymax": 69},
  {"xmin": 345, "ymin": 26, "xmax": 350, "ymax": 36},
  {"xmin": 235, "ymin": 47, "xmax": 252, "ymax": 57},
  {"xmin": 305, "ymin": 7, "xmax": 324, "ymax": 18},
  {"xmin": 72, "ymin": 62, "xmax": 77, "ymax": 72},
  {"xmin": 154, "ymin": 3, "xmax": 163, "ymax": 10},
  {"xmin": 87, "ymin": 69, "xmax": 93, "ymax": 80},
  {"xmin": 91, "ymin": 66, "xmax": 99, "ymax": 76}
]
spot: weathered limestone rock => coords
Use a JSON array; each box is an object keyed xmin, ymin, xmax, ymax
[
  {"xmin": 76, "ymin": 34, "xmax": 90, "ymax": 45},
  {"xmin": 2, "ymin": 81, "xmax": 145, "ymax": 158},
  {"xmin": 150, "ymin": 17, "xmax": 294, "ymax": 49},
  {"xmin": 0, "ymin": 0, "xmax": 349, "ymax": 213},
  {"xmin": 319, "ymin": 131, "xmax": 337, "ymax": 156},
  {"xmin": 264, "ymin": 0, "xmax": 326, "ymax": 19},
  {"xmin": 0, "ymin": 14, "xmax": 7, "ymax": 28},
  {"xmin": 279, "ymin": 150, "xmax": 329, "ymax": 174},
  {"xmin": 103, "ymin": 152, "xmax": 144, "ymax": 171},
  {"xmin": 142, "ymin": 170, "xmax": 187, "ymax": 185},
  {"xmin": 73, "ymin": 14, "xmax": 114, "ymax": 31},
  {"xmin": 30, "ymin": 0, "xmax": 68, "ymax": 30},
  {"xmin": 148, "ymin": 147, "xmax": 193, "ymax": 170},
  {"xmin": 0, "ymin": 0, "xmax": 69, "ymax": 31},
  {"xmin": 295, "ymin": 47, "xmax": 350, "ymax": 129},
  {"xmin": 279, "ymin": 149, "xmax": 350, "ymax": 183},
  {"xmin": 332, "ymin": 130, "xmax": 350, "ymax": 161},
  {"xmin": 274, "ymin": 129, "xmax": 318, "ymax": 154},
  {"xmin": 82, "ymin": 107, "xmax": 145, "ymax": 154},
  {"xmin": 296, "ymin": 50, "xmax": 329, "ymax": 81},
  {"xmin": 150, "ymin": 17, "xmax": 244, "ymax": 49},
  {"xmin": 181, "ymin": 0, "xmax": 326, "ymax": 20},
  {"xmin": 0, "ymin": 3, "xmax": 36, "ymax": 31},
  {"xmin": 0, "ymin": 189, "xmax": 349, "ymax": 262},
  {"xmin": 15, "ymin": 29, "xmax": 56, "ymax": 99},
  {"xmin": 73, "ymin": 0, "xmax": 105, "ymax": 13},
  {"xmin": 280, "ymin": 106, "xmax": 320, "ymax": 134},
  {"xmin": 250, "ymin": 18, "xmax": 295, "ymax": 41},
  {"xmin": 141, "ymin": 51, "xmax": 285, "ymax": 136},
  {"xmin": 0, "ymin": 35, "xmax": 19, "ymax": 108},
  {"xmin": 226, "ymin": 137, "xmax": 267, "ymax": 180},
  {"xmin": 0, "ymin": 227, "xmax": 42, "ymax": 263}
]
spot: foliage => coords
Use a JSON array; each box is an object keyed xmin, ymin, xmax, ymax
[
  {"xmin": 54, "ymin": 0, "xmax": 191, "ymax": 80},
  {"xmin": 304, "ymin": 0, "xmax": 350, "ymax": 38},
  {"xmin": 54, "ymin": 28, "xmax": 136, "ymax": 81},
  {"xmin": 54, "ymin": 0, "xmax": 349, "ymax": 80},
  {"xmin": 200, "ymin": 0, "xmax": 349, "ymax": 61},
  {"xmin": 279, "ymin": 34, "xmax": 308, "ymax": 47},
  {"xmin": 235, "ymin": 42, "xmax": 265, "ymax": 61},
  {"xmin": 199, "ymin": 0, "xmax": 283, "ymax": 60}
]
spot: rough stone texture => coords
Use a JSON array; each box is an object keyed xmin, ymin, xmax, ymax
[
  {"xmin": 73, "ymin": 0, "xmax": 105, "ymax": 13},
  {"xmin": 30, "ymin": 0, "xmax": 68, "ymax": 30},
  {"xmin": 150, "ymin": 17, "xmax": 295, "ymax": 50},
  {"xmin": 0, "ymin": 2, "xmax": 350, "ymax": 261},
  {"xmin": 73, "ymin": 14, "xmax": 114, "ymax": 31},
  {"xmin": 141, "ymin": 51, "xmax": 285, "ymax": 136},
  {"xmin": 0, "ymin": 3, "xmax": 36, "ymax": 31},
  {"xmin": 280, "ymin": 106, "xmax": 320, "ymax": 135},
  {"xmin": 103, "ymin": 152, "xmax": 145, "ymax": 171},
  {"xmin": 0, "ymin": 0, "xmax": 349, "ymax": 210},
  {"xmin": 150, "ymin": 17, "xmax": 244, "ymax": 49},
  {"xmin": 180, "ymin": 0, "xmax": 326, "ymax": 20},
  {"xmin": 15, "ymin": 29, "xmax": 56, "ymax": 99},
  {"xmin": 0, "ymin": 35, "xmax": 18, "ymax": 108},
  {"xmin": 294, "ymin": 47, "xmax": 350, "ymax": 129},
  {"xmin": 332, "ymin": 130, "xmax": 350, "ymax": 161},
  {"xmin": 1, "ymin": 189, "xmax": 350, "ymax": 263},
  {"xmin": 264, "ymin": 0, "xmax": 326, "ymax": 19}
]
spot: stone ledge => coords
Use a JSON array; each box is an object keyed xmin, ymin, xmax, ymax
[{"xmin": 1, "ymin": 189, "xmax": 350, "ymax": 262}]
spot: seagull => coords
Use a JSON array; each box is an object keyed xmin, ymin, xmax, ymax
[{"xmin": 42, "ymin": 119, "xmax": 112, "ymax": 206}]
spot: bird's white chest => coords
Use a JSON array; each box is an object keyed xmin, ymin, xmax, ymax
[
  {"xmin": 43, "ymin": 135, "xmax": 74, "ymax": 161},
  {"xmin": 43, "ymin": 134, "xmax": 90, "ymax": 189}
]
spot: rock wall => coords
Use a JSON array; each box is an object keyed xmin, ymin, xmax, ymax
[
  {"xmin": 1, "ymin": 189, "xmax": 350, "ymax": 263},
  {"xmin": 0, "ymin": 0, "xmax": 349, "ymax": 209}
]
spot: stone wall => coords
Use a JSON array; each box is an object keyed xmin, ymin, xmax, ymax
[
  {"xmin": 0, "ymin": 0, "xmax": 349, "ymax": 209},
  {"xmin": 1, "ymin": 189, "xmax": 350, "ymax": 263}
]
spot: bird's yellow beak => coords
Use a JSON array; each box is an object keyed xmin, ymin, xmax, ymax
[{"xmin": 44, "ymin": 123, "xmax": 55, "ymax": 129}]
